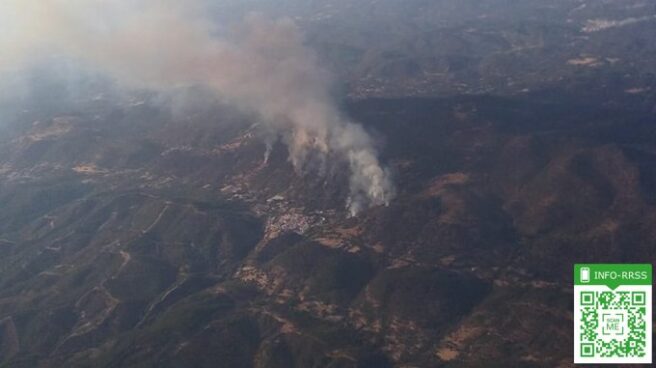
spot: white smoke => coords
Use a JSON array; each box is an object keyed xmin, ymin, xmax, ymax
[{"xmin": 0, "ymin": 0, "xmax": 394, "ymax": 214}]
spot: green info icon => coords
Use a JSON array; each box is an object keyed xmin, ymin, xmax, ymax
[{"xmin": 574, "ymin": 264, "xmax": 652, "ymax": 364}]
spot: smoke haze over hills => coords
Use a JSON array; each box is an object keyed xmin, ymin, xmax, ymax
[
  {"xmin": 0, "ymin": 0, "xmax": 394, "ymax": 214},
  {"xmin": 2, "ymin": 1, "xmax": 656, "ymax": 367}
]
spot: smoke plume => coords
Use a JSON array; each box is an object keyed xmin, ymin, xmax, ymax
[{"xmin": 0, "ymin": 0, "xmax": 394, "ymax": 214}]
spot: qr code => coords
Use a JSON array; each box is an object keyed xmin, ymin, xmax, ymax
[
  {"xmin": 578, "ymin": 290, "xmax": 648, "ymax": 359},
  {"xmin": 574, "ymin": 264, "xmax": 652, "ymax": 364}
]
